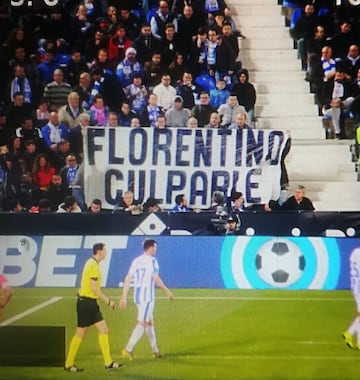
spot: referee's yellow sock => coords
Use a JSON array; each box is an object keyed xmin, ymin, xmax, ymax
[
  {"xmin": 65, "ymin": 335, "xmax": 82, "ymax": 367},
  {"xmin": 98, "ymin": 333, "xmax": 112, "ymax": 366}
]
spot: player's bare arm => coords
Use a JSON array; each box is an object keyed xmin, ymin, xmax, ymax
[
  {"xmin": 153, "ymin": 274, "xmax": 173, "ymax": 300},
  {"xmin": 119, "ymin": 274, "xmax": 132, "ymax": 309}
]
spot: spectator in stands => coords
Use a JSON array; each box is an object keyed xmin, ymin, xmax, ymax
[
  {"xmin": 231, "ymin": 191, "xmax": 245, "ymax": 213},
  {"xmin": 66, "ymin": 49, "xmax": 89, "ymax": 87},
  {"xmin": 60, "ymin": 153, "xmax": 79, "ymax": 189},
  {"xmin": 281, "ymin": 184, "xmax": 315, "ymax": 211},
  {"xmin": 305, "ymin": 25, "xmax": 327, "ymax": 80},
  {"xmin": 176, "ymin": 72, "xmax": 203, "ymax": 109},
  {"xmin": 143, "ymin": 196, "xmax": 162, "ymax": 212},
  {"xmin": 90, "ymin": 67, "xmax": 126, "ymax": 112},
  {"xmin": 191, "ymin": 91, "xmax": 217, "ymax": 127},
  {"xmin": 57, "ymin": 195, "xmax": 82, "ymax": 213},
  {"xmin": 320, "ymin": 45, "xmax": 336, "ymax": 83},
  {"xmin": 32, "ymin": 153, "xmax": 55, "ymax": 199},
  {"xmin": 89, "ymin": 95, "xmax": 108, "ymax": 126},
  {"xmin": 187, "ymin": 116, "xmax": 199, "ymax": 128},
  {"xmin": 6, "ymin": 92, "xmax": 33, "ymax": 132},
  {"xmin": 176, "ymin": 5, "xmax": 200, "ymax": 58},
  {"xmin": 41, "ymin": 111, "xmax": 70, "ymax": 151},
  {"xmin": 229, "ymin": 111, "xmax": 252, "ymax": 130},
  {"xmin": 37, "ymin": 49, "xmax": 60, "ymax": 88},
  {"xmin": 58, "ymin": 92, "xmax": 85, "ymax": 129},
  {"xmin": 151, "ymin": 0, "xmax": 178, "ymax": 41},
  {"xmin": 132, "ymin": 23, "xmax": 161, "ymax": 65},
  {"xmin": 143, "ymin": 51, "xmax": 165, "ymax": 90},
  {"xmin": 107, "ymin": 24, "xmax": 133, "ymax": 67},
  {"xmin": 16, "ymin": 116, "xmax": 45, "ymax": 153},
  {"xmin": 21, "ymin": 139, "xmax": 37, "ymax": 173},
  {"xmin": 125, "ymin": 74, "xmax": 148, "ymax": 114},
  {"xmin": 322, "ymin": 69, "xmax": 356, "ymax": 138},
  {"xmin": 213, "ymin": 34, "xmax": 237, "ymax": 85},
  {"xmin": 52, "ymin": 139, "xmax": 71, "ymax": 172},
  {"xmin": 116, "ymin": 47, "xmax": 144, "ymax": 87},
  {"xmin": 139, "ymin": 93, "xmax": 164, "ymax": 127},
  {"xmin": 231, "ymin": 69, "xmax": 257, "ymax": 125},
  {"xmin": 339, "ymin": 45, "xmax": 360, "ymax": 81},
  {"xmin": 330, "ymin": 20, "xmax": 357, "ymax": 61},
  {"xmin": 0, "ymin": 152, "xmax": 22, "ymax": 210},
  {"xmin": 117, "ymin": 102, "xmax": 137, "ymax": 127},
  {"xmin": 73, "ymin": 72, "xmax": 92, "ymax": 110},
  {"xmin": 89, "ymin": 48, "xmax": 114, "ymax": 75},
  {"xmin": 9, "ymin": 64, "xmax": 32, "ymax": 105},
  {"xmin": 35, "ymin": 99, "xmax": 50, "ymax": 128},
  {"xmin": 69, "ymin": 113, "xmax": 91, "ymax": 161},
  {"xmin": 165, "ymin": 95, "xmax": 190, "ymax": 127},
  {"xmin": 205, "ymin": 112, "xmax": 222, "ymax": 128},
  {"xmin": 206, "ymin": 28, "xmax": 218, "ymax": 77},
  {"xmin": 118, "ymin": 7, "xmax": 141, "ymax": 41},
  {"xmin": 221, "ymin": 21, "xmax": 240, "ymax": 59},
  {"xmin": 168, "ymin": 52, "xmax": 186, "ymax": 86},
  {"xmin": 210, "ymin": 77, "xmax": 230, "ymax": 108},
  {"xmin": 172, "ymin": 193, "xmax": 190, "ymax": 212},
  {"xmin": 217, "ymin": 94, "xmax": 246, "ymax": 128},
  {"xmin": 114, "ymin": 190, "xmax": 142, "ymax": 214},
  {"xmin": 106, "ymin": 112, "xmax": 120, "ymax": 127},
  {"xmin": 159, "ymin": 23, "xmax": 181, "ymax": 67},
  {"xmin": 188, "ymin": 26, "xmax": 210, "ymax": 77},
  {"xmin": 155, "ymin": 114, "xmax": 168, "ymax": 128},
  {"xmin": 210, "ymin": 190, "xmax": 227, "ymax": 214},
  {"xmin": 153, "ymin": 73, "xmax": 176, "ymax": 111},
  {"xmin": 130, "ymin": 117, "xmax": 141, "ymax": 128},
  {"xmin": 43, "ymin": 69, "xmax": 72, "ymax": 111},
  {"xmin": 47, "ymin": 173, "xmax": 70, "ymax": 211},
  {"xmin": 72, "ymin": 4, "xmax": 95, "ymax": 50},
  {"xmin": 290, "ymin": 3, "xmax": 317, "ymax": 70},
  {"xmin": 85, "ymin": 29, "xmax": 108, "ymax": 63},
  {"xmin": 88, "ymin": 198, "xmax": 103, "ymax": 213},
  {"xmin": 9, "ymin": 46, "xmax": 39, "ymax": 100}
]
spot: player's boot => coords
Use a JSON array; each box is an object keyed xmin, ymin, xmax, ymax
[
  {"xmin": 105, "ymin": 361, "xmax": 124, "ymax": 370},
  {"xmin": 122, "ymin": 348, "xmax": 134, "ymax": 360},
  {"xmin": 152, "ymin": 352, "xmax": 164, "ymax": 359},
  {"xmin": 342, "ymin": 331, "xmax": 355, "ymax": 349},
  {"xmin": 64, "ymin": 364, "xmax": 84, "ymax": 372}
]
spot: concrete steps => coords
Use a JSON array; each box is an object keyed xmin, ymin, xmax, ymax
[{"xmin": 228, "ymin": 0, "xmax": 358, "ymax": 211}]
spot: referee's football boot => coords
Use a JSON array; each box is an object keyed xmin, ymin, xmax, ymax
[
  {"xmin": 64, "ymin": 364, "xmax": 84, "ymax": 372},
  {"xmin": 105, "ymin": 361, "xmax": 124, "ymax": 370}
]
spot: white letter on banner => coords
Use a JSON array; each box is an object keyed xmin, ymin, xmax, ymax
[
  {"xmin": 36, "ymin": 236, "xmax": 83, "ymax": 286},
  {"xmin": 0, "ymin": 236, "xmax": 37, "ymax": 286}
]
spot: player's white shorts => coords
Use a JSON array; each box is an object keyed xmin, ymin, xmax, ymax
[{"xmin": 136, "ymin": 302, "xmax": 154, "ymax": 322}]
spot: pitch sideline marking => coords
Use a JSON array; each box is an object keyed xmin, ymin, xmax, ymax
[
  {"xmin": 178, "ymin": 354, "xmax": 360, "ymax": 361},
  {"xmin": 0, "ymin": 296, "xmax": 62, "ymax": 326}
]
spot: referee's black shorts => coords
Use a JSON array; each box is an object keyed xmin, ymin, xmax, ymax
[{"xmin": 76, "ymin": 296, "xmax": 103, "ymax": 327}]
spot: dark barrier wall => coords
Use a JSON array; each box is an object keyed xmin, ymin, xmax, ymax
[{"xmin": 0, "ymin": 211, "xmax": 360, "ymax": 236}]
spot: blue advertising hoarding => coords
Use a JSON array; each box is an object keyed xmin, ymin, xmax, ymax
[{"xmin": 0, "ymin": 235, "xmax": 357, "ymax": 290}]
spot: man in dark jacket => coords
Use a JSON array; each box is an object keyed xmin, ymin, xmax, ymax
[
  {"xmin": 231, "ymin": 69, "xmax": 256, "ymax": 125},
  {"xmin": 281, "ymin": 185, "xmax": 315, "ymax": 211}
]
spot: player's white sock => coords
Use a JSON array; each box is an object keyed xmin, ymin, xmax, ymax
[
  {"xmin": 126, "ymin": 324, "xmax": 145, "ymax": 352},
  {"xmin": 348, "ymin": 316, "xmax": 360, "ymax": 336},
  {"xmin": 145, "ymin": 325, "xmax": 159, "ymax": 353}
]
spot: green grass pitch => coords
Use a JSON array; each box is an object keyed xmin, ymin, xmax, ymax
[{"xmin": 0, "ymin": 288, "xmax": 359, "ymax": 380}]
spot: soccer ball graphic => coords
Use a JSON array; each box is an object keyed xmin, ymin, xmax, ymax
[{"xmin": 255, "ymin": 239, "xmax": 305, "ymax": 288}]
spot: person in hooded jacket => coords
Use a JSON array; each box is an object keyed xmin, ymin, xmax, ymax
[{"xmin": 230, "ymin": 69, "xmax": 256, "ymax": 126}]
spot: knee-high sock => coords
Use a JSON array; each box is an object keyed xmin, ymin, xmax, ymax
[
  {"xmin": 126, "ymin": 324, "xmax": 145, "ymax": 352},
  {"xmin": 65, "ymin": 335, "xmax": 82, "ymax": 367},
  {"xmin": 348, "ymin": 316, "xmax": 360, "ymax": 340},
  {"xmin": 145, "ymin": 324, "xmax": 159, "ymax": 353},
  {"xmin": 98, "ymin": 333, "xmax": 112, "ymax": 366}
]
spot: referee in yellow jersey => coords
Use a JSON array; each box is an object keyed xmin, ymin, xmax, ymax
[{"xmin": 64, "ymin": 242, "xmax": 123, "ymax": 372}]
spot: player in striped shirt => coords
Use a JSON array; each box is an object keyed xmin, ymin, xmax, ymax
[
  {"xmin": 119, "ymin": 239, "xmax": 173, "ymax": 359},
  {"xmin": 343, "ymin": 248, "xmax": 360, "ymax": 349}
]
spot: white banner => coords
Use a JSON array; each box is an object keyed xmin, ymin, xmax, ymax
[{"xmin": 83, "ymin": 128, "xmax": 290, "ymax": 210}]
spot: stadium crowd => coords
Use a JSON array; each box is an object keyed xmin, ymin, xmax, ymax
[
  {"xmin": 0, "ymin": 0, "xmax": 358, "ymax": 212},
  {"xmin": 0, "ymin": 0, "xmax": 256, "ymax": 212}
]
